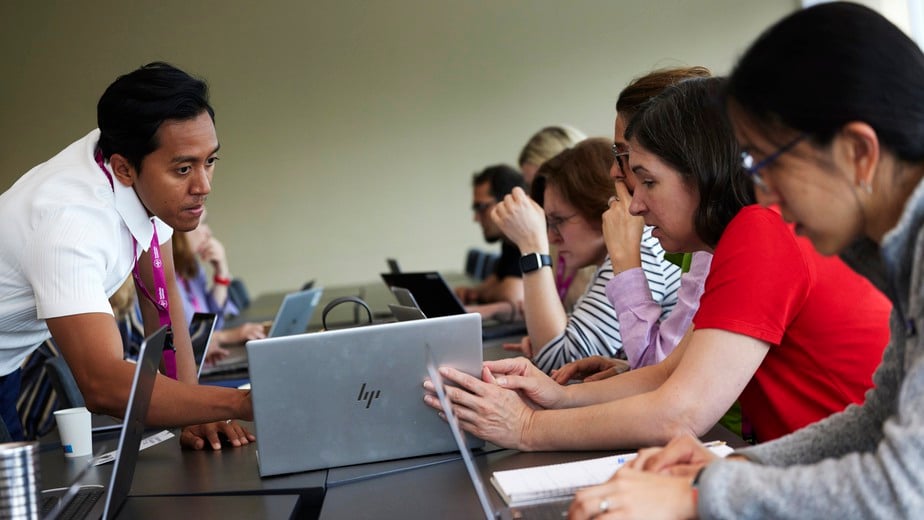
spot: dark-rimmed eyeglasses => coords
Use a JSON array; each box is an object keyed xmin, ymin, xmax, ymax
[
  {"xmin": 740, "ymin": 133, "xmax": 807, "ymax": 192},
  {"xmin": 611, "ymin": 142, "xmax": 630, "ymax": 174},
  {"xmin": 547, "ymin": 213, "xmax": 578, "ymax": 235}
]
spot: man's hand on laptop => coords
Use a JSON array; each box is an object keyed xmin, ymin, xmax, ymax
[{"xmin": 181, "ymin": 419, "xmax": 256, "ymax": 451}]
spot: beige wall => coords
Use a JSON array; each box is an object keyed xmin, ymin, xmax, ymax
[{"xmin": 0, "ymin": 0, "xmax": 796, "ymax": 296}]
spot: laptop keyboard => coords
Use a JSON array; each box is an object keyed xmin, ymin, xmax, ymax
[
  {"xmin": 199, "ymin": 352, "xmax": 249, "ymax": 376},
  {"xmin": 41, "ymin": 486, "xmax": 104, "ymax": 520}
]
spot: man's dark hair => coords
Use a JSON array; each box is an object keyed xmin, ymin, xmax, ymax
[
  {"xmin": 97, "ymin": 62, "xmax": 215, "ymax": 172},
  {"xmin": 472, "ymin": 164, "xmax": 525, "ymax": 199}
]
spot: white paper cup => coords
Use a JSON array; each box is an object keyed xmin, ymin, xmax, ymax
[{"xmin": 53, "ymin": 407, "xmax": 92, "ymax": 458}]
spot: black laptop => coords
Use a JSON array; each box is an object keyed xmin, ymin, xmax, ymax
[
  {"xmin": 42, "ymin": 326, "xmax": 167, "ymax": 520},
  {"xmin": 380, "ymin": 272, "xmax": 526, "ymax": 340}
]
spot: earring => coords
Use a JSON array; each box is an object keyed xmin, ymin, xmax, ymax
[{"xmin": 859, "ymin": 181, "xmax": 873, "ymax": 195}]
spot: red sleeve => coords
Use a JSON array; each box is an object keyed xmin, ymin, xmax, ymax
[{"xmin": 693, "ymin": 206, "xmax": 812, "ymax": 344}]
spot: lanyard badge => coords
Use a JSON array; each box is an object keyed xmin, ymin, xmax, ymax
[{"xmin": 95, "ymin": 148, "xmax": 177, "ymax": 379}]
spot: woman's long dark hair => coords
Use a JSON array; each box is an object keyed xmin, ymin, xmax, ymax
[
  {"xmin": 727, "ymin": 2, "xmax": 924, "ymax": 162},
  {"xmin": 626, "ymin": 77, "xmax": 754, "ymax": 248}
]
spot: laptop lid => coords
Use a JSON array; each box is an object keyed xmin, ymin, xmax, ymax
[
  {"xmin": 380, "ymin": 272, "xmax": 466, "ymax": 318},
  {"xmin": 247, "ymin": 313, "xmax": 484, "ymax": 477},
  {"xmin": 267, "ymin": 287, "xmax": 324, "ymax": 338},
  {"xmin": 388, "ymin": 304, "xmax": 426, "ymax": 322},
  {"xmin": 43, "ymin": 326, "xmax": 167, "ymax": 520},
  {"xmin": 389, "ymin": 286, "xmax": 420, "ymax": 309},
  {"xmin": 426, "ymin": 349, "xmax": 496, "ymax": 520},
  {"xmin": 188, "ymin": 313, "xmax": 217, "ymax": 380}
]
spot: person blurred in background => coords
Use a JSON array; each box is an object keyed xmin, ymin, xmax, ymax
[
  {"xmin": 492, "ymin": 138, "xmax": 681, "ymax": 373},
  {"xmin": 518, "ymin": 125, "xmax": 594, "ymax": 312},
  {"xmin": 173, "ymin": 209, "xmax": 266, "ymax": 362}
]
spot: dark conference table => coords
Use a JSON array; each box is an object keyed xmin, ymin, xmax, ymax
[
  {"xmin": 35, "ymin": 283, "xmax": 747, "ymax": 518},
  {"xmin": 37, "ymin": 425, "xmax": 325, "ymax": 519},
  {"xmin": 37, "ymin": 420, "xmax": 743, "ymax": 519},
  {"xmin": 319, "ymin": 424, "xmax": 746, "ymax": 519}
]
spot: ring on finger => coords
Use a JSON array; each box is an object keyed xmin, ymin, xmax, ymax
[
  {"xmin": 599, "ymin": 499, "xmax": 610, "ymax": 513},
  {"xmin": 607, "ymin": 196, "xmax": 618, "ymax": 206}
]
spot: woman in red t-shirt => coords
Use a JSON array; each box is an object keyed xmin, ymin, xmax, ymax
[{"xmin": 423, "ymin": 76, "xmax": 891, "ymax": 452}]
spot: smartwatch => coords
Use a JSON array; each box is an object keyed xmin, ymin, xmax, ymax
[{"xmin": 519, "ymin": 253, "xmax": 552, "ymax": 273}]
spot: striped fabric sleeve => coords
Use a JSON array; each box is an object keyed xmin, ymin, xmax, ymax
[{"xmin": 533, "ymin": 228, "xmax": 682, "ymax": 373}]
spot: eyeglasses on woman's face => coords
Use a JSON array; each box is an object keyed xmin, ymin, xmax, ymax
[
  {"xmin": 611, "ymin": 142, "xmax": 630, "ymax": 175},
  {"xmin": 740, "ymin": 133, "xmax": 807, "ymax": 191},
  {"xmin": 546, "ymin": 212, "xmax": 579, "ymax": 236}
]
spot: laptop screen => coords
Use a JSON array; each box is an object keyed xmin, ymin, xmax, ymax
[
  {"xmin": 189, "ymin": 312, "xmax": 217, "ymax": 379},
  {"xmin": 103, "ymin": 325, "xmax": 167, "ymax": 518},
  {"xmin": 381, "ymin": 272, "xmax": 466, "ymax": 318}
]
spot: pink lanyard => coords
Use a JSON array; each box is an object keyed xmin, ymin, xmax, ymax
[
  {"xmin": 554, "ymin": 253, "xmax": 576, "ymax": 302},
  {"xmin": 95, "ymin": 149, "xmax": 177, "ymax": 379}
]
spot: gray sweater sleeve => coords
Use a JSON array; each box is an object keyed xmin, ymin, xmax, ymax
[{"xmin": 698, "ymin": 313, "xmax": 923, "ymax": 518}]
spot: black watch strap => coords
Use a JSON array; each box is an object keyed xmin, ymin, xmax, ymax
[{"xmin": 519, "ymin": 253, "xmax": 552, "ymax": 273}]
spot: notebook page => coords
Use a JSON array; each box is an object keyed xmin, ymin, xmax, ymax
[{"xmin": 491, "ymin": 442, "xmax": 733, "ymax": 505}]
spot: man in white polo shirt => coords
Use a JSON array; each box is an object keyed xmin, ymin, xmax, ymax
[{"xmin": 0, "ymin": 62, "xmax": 254, "ymax": 449}]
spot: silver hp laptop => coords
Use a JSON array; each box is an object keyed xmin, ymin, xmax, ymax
[
  {"xmin": 42, "ymin": 326, "xmax": 167, "ymax": 520},
  {"xmin": 427, "ymin": 353, "xmax": 570, "ymax": 520},
  {"xmin": 248, "ymin": 313, "xmax": 484, "ymax": 477}
]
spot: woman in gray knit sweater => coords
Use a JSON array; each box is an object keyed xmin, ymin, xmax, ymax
[{"xmin": 569, "ymin": 3, "xmax": 924, "ymax": 519}]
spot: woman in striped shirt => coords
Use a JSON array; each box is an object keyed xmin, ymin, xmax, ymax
[{"xmin": 492, "ymin": 137, "xmax": 681, "ymax": 373}]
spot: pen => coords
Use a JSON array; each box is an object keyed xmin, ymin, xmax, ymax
[{"xmin": 702, "ymin": 440, "xmax": 727, "ymax": 448}]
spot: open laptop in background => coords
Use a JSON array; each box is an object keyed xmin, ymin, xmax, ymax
[
  {"xmin": 92, "ymin": 313, "xmax": 215, "ymax": 433},
  {"xmin": 200, "ymin": 287, "xmax": 324, "ymax": 377},
  {"xmin": 427, "ymin": 351, "xmax": 570, "ymax": 520},
  {"xmin": 42, "ymin": 325, "xmax": 167, "ymax": 520},
  {"xmin": 247, "ymin": 313, "xmax": 484, "ymax": 477},
  {"xmin": 92, "ymin": 314, "xmax": 216, "ymax": 434},
  {"xmin": 381, "ymin": 272, "xmax": 526, "ymax": 340},
  {"xmin": 381, "ymin": 272, "xmax": 465, "ymax": 318},
  {"xmin": 265, "ymin": 287, "xmax": 324, "ymax": 337},
  {"xmin": 189, "ymin": 312, "xmax": 218, "ymax": 380}
]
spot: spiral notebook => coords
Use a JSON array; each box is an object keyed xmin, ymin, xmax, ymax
[{"xmin": 490, "ymin": 441, "xmax": 733, "ymax": 506}]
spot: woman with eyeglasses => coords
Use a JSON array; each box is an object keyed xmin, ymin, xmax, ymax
[
  {"xmin": 568, "ymin": 4, "xmax": 924, "ymax": 519},
  {"xmin": 424, "ymin": 76, "xmax": 889, "ymax": 456},
  {"xmin": 518, "ymin": 125, "xmax": 597, "ymax": 315},
  {"xmin": 553, "ymin": 67, "xmax": 713, "ymax": 384},
  {"xmin": 490, "ymin": 137, "xmax": 682, "ymax": 374}
]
